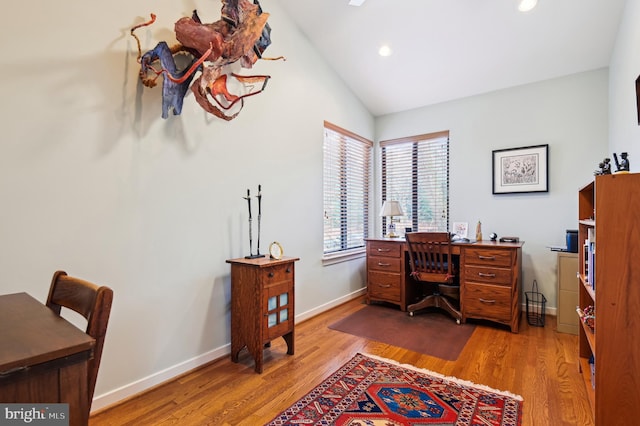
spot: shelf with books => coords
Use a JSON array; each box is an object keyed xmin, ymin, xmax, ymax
[{"xmin": 576, "ymin": 173, "xmax": 640, "ymax": 424}]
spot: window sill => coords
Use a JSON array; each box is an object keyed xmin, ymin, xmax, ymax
[{"xmin": 322, "ymin": 248, "xmax": 366, "ymax": 266}]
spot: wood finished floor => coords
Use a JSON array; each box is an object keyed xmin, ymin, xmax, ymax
[{"xmin": 90, "ymin": 297, "xmax": 593, "ymax": 425}]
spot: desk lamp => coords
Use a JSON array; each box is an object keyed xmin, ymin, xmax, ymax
[{"xmin": 380, "ymin": 200, "xmax": 404, "ymax": 238}]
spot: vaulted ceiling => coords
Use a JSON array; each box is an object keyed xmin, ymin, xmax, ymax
[{"xmin": 276, "ymin": 0, "xmax": 627, "ymax": 116}]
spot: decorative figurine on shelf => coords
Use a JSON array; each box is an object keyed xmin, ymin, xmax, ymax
[
  {"xmin": 243, "ymin": 185, "xmax": 266, "ymax": 259},
  {"xmin": 613, "ymin": 152, "xmax": 630, "ymax": 173},
  {"xmin": 594, "ymin": 157, "xmax": 612, "ymax": 175},
  {"xmin": 475, "ymin": 221, "xmax": 482, "ymax": 241}
]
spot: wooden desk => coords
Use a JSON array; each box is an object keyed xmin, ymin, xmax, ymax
[
  {"xmin": 365, "ymin": 238, "xmax": 524, "ymax": 332},
  {"xmin": 227, "ymin": 256, "xmax": 299, "ymax": 373},
  {"xmin": 0, "ymin": 292, "xmax": 95, "ymax": 426}
]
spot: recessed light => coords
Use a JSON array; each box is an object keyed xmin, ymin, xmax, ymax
[
  {"xmin": 378, "ymin": 45, "xmax": 392, "ymax": 57},
  {"xmin": 518, "ymin": 0, "xmax": 538, "ymax": 12},
  {"xmin": 349, "ymin": 0, "xmax": 366, "ymax": 6}
]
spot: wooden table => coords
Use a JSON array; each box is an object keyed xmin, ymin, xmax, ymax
[{"xmin": 0, "ymin": 292, "xmax": 95, "ymax": 426}]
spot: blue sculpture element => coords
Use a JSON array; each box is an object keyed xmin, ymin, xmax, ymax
[{"xmin": 140, "ymin": 42, "xmax": 199, "ymax": 118}]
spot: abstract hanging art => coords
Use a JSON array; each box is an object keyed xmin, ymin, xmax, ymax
[{"xmin": 130, "ymin": 0, "xmax": 284, "ymax": 120}]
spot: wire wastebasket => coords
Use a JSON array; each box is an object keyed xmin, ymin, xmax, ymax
[{"xmin": 525, "ymin": 279, "xmax": 546, "ymax": 327}]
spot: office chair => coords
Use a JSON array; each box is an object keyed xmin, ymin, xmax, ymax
[
  {"xmin": 405, "ymin": 232, "xmax": 462, "ymax": 324},
  {"xmin": 46, "ymin": 270, "xmax": 114, "ymax": 409}
]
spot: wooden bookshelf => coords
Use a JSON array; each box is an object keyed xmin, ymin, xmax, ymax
[{"xmin": 577, "ymin": 173, "xmax": 640, "ymax": 425}]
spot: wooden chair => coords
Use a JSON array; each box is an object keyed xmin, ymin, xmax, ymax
[
  {"xmin": 405, "ymin": 232, "xmax": 461, "ymax": 324},
  {"xmin": 46, "ymin": 270, "xmax": 114, "ymax": 408}
]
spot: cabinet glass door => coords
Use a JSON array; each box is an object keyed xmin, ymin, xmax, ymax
[{"xmin": 264, "ymin": 281, "xmax": 293, "ymax": 339}]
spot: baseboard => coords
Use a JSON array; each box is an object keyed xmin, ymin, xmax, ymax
[
  {"xmin": 521, "ymin": 302, "xmax": 557, "ymax": 317},
  {"xmin": 295, "ymin": 287, "xmax": 367, "ymax": 323},
  {"xmin": 91, "ymin": 287, "xmax": 367, "ymax": 413},
  {"xmin": 91, "ymin": 344, "xmax": 230, "ymax": 412}
]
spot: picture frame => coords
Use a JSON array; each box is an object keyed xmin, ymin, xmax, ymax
[
  {"xmin": 492, "ymin": 144, "xmax": 549, "ymax": 194},
  {"xmin": 452, "ymin": 222, "xmax": 468, "ymax": 238}
]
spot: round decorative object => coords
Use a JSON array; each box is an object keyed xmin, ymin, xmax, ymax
[
  {"xmin": 490, "ymin": 232, "xmax": 498, "ymax": 241},
  {"xmin": 269, "ymin": 241, "xmax": 284, "ymax": 260}
]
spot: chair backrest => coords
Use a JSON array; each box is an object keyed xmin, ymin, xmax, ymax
[
  {"xmin": 46, "ymin": 270, "xmax": 113, "ymax": 406},
  {"xmin": 405, "ymin": 232, "xmax": 454, "ymax": 283}
]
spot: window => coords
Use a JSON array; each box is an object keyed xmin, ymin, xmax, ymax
[
  {"xmin": 380, "ymin": 131, "xmax": 449, "ymax": 235},
  {"xmin": 323, "ymin": 121, "xmax": 372, "ymax": 256}
]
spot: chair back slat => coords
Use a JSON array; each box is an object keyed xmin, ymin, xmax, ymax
[
  {"xmin": 406, "ymin": 232, "xmax": 453, "ymax": 283},
  {"xmin": 46, "ymin": 270, "xmax": 113, "ymax": 409}
]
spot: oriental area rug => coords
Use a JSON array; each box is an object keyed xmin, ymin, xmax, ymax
[
  {"xmin": 328, "ymin": 304, "xmax": 476, "ymax": 361},
  {"xmin": 266, "ymin": 353, "xmax": 523, "ymax": 426}
]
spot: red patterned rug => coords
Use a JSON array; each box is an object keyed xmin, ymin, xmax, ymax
[{"xmin": 267, "ymin": 353, "xmax": 522, "ymax": 426}]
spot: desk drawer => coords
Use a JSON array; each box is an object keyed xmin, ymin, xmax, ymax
[
  {"xmin": 367, "ymin": 241, "xmax": 402, "ymax": 258},
  {"xmin": 463, "ymin": 282, "xmax": 511, "ymax": 321},
  {"xmin": 464, "ymin": 248, "xmax": 512, "ymax": 267},
  {"xmin": 368, "ymin": 271, "xmax": 401, "ymax": 301},
  {"xmin": 368, "ymin": 256, "xmax": 402, "ymax": 273},
  {"xmin": 464, "ymin": 265, "xmax": 512, "ymax": 285}
]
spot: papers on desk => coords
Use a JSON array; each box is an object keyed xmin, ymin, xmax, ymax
[{"xmin": 451, "ymin": 236, "xmax": 476, "ymax": 243}]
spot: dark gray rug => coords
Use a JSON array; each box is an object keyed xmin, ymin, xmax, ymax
[{"xmin": 328, "ymin": 304, "xmax": 476, "ymax": 361}]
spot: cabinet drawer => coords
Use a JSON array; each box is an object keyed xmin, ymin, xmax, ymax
[
  {"xmin": 463, "ymin": 283, "xmax": 512, "ymax": 321},
  {"xmin": 464, "ymin": 265, "xmax": 512, "ymax": 285},
  {"xmin": 464, "ymin": 248, "xmax": 512, "ymax": 267},
  {"xmin": 262, "ymin": 263, "xmax": 294, "ymax": 285},
  {"xmin": 367, "ymin": 241, "xmax": 402, "ymax": 258},
  {"xmin": 368, "ymin": 271, "xmax": 401, "ymax": 301},
  {"xmin": 367, "ymin": 256, "xmax": 402, "ymax": 273}
]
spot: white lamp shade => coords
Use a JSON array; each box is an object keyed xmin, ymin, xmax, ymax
[{"xmin": 380, "ymin": 200, "xmax": 404, "ymax": 217}]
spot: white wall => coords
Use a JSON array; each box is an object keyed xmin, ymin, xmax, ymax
[
  {"xmin": 610, "ymin": 0, "xmax": 640, "ymax": 163},
  {"xmin": 0, "ymin": 0, "xmax": 373, "ymax": 410},
  {"xmin": 376, "ymin": 69, "xmax": 609, "ymax": 315}
]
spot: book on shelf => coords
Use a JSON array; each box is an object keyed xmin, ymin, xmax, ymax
[
  {"xmin": 583, "ymin": 242, "xmax": 589, "ymax": 284},
  {"xmin": 583, "ymin": 229, "xmax": 596, "ymax": 290}
]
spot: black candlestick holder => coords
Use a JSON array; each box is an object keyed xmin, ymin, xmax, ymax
[{"xmin": 244, "ymin": 185, "xmax": 265, "ymax": 259}]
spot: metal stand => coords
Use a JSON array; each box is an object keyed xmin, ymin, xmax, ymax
[{"xmin": 244, "ymin": 186, "xmax": 265, "ymax": 259}]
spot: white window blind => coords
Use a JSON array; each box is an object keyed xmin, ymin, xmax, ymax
[
  {"xmin": 323, "ymin": 121, "xmax": 372, "ymax": 255},
  {"xmin": 380, "ymin": 131, "xmax": 449, "ymax": 235}
]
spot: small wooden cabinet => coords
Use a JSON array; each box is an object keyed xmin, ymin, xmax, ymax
[
  {"xmin": 226, "ymin": 256, "xmax": 299, "ymax": 373},
  {"xmin": 460, "ymin": 244, "xmax": 522, "ymax": 333}
]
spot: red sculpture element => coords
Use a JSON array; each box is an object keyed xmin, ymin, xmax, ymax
[{"xmin": 130, "ymin": 0, "xmax": 283, "ymax": 120}]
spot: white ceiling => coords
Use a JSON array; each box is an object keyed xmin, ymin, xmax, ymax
[{"xmin": 275, "ymin": 0, "xmax": 627, "ymax": 116}]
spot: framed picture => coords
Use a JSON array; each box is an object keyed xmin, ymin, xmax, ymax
[
  {"xmin": 492, "ymin": 144, "xmax": 549, "ymax": 194},
  {"xmin": 452, "ymin": 222, "xmax": 468, "ymax": 238}
]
